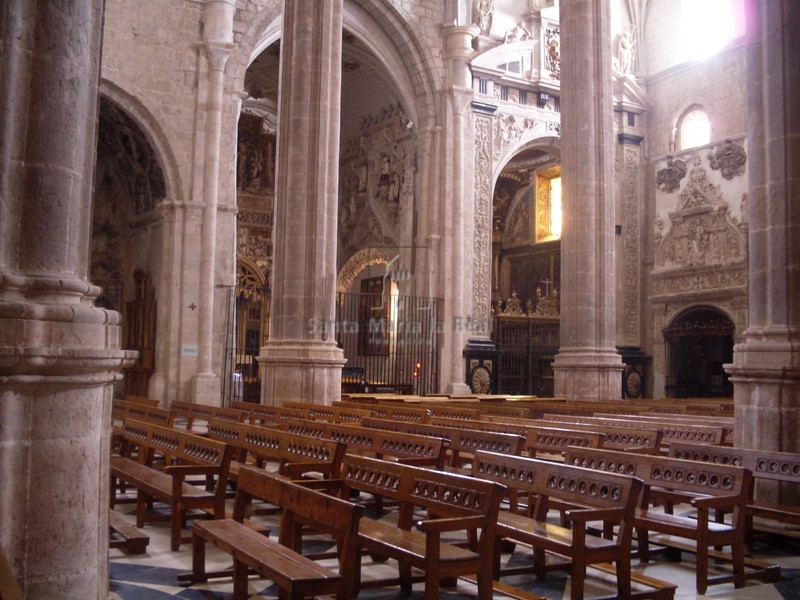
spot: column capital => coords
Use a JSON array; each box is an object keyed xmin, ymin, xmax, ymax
[
  {"xmin": 442, "ymin": 24, "xmax": 480, "ymax": 60},
  {"xmin": 203, "ymin": 40, "xmax": 235, "ymax": 72}
]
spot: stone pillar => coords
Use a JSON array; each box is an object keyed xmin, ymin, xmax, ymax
[
  {"xmin": 0, "ymin": 1, "xmax": 135, "ymax": 598},
  {"xmin": 439, "ymin": 24, "xmax": 480, "ymax": 394},
  {"xmin": 552, "ymin": 0, "xmax": 624, "ymax": 400},
  {"xmin": 192, "ymin": 0, "xmax": 235, "ymax": 405},
  {"xmin": 727, "ymin": 2, "xmax": 800, "ymax": 463},
  {"xmin": 259, "ymin": 0, "xmax": 346, "ymax": 405}
]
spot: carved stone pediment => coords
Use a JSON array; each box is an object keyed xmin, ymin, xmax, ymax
[{"xmin": 655, "ymin": 163, "xmax": 744, "ymax": 271}]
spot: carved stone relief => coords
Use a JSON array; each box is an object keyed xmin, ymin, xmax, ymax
[
  {"xmin": 655, "ymin": 159, "xmax": 744, "ymax": 270},
  {"xmin": 622, "ymin": 146, "xmax": 641, "ymax": 345},
  {"xmin": 472, "ymin": 115, "xmax": 493, "ymax": 324},
  {"xmin": 655, "ymin": 157, "xmax": 687, "ymax": 193},
  {"xmin": 544, "ymin": 26, "xmax": 560, "ymax": 80},
  {"xmin": 236, "ymin": 200, "xmax": 273, "ymax": 289},
  {"xmin": 338, "ymin": 104, "xmax": 416, "ymax": 265},
  {"xmin": 651, "ymin": 155, "xmax": 748, "ymax": 304},
  {"xmin": 97, "ymin": 97, "xmax": 166, "ymax": 215},
  {"xmin": 237, "ymin": 111, "xmax": 276, "ymax": 195},
  {"xmin": 707, "ymin": 139, "xmax": 747, "ymax": 180},
  {"xmin": 494, "ymin": 114, "xmax": 536, "ymax": 159}
]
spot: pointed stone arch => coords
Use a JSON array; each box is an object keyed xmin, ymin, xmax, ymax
[{"xmin": 229, "ymin": 0, "xmax": 440, "ymax": 128}]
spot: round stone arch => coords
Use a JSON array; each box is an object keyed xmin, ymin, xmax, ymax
[
  {"xmin": 471, "ymin": 132, "xmax": 562, "ymax": 318},
  {"xmin": 493, "ymin": 134, "xmax": 561, "ymax": 181},
  {"xmin": 662, "ymin": 304, "xmax": 736, "ymax": 398},
  {"xmin": 336, "ymin": 247, "xmax": 396, "ymax": 293},
  {"xmin": 228, "ymin": 0, "xmax": 440, "ymax": 129},
  {"xmin": 99, "ymin": 79, "xmax": 184, "ymax": 206}
]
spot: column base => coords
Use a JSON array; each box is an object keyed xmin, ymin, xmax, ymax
[
  {"xmin": 552, "ymin": 349, "xmax": 624, "ymax": 400},
  {"xmin": 258, "ymin": 341, "xmax": 346, "ymax": 406},
  {"xmin": 447, "ymin": 381, "xmax": 473, "ymax": 395},
  {"xmin": 190, "ymin": 373, "xmax": 222, "ymax": 406},
  {"xmin": 727, "ymin": 333, "xmax": 800, "ymax": 450}
]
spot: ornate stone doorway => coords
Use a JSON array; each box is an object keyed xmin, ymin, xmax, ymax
[{"xmin": 664, "ymin": 306, "xmax": 734, "ymax": 398}]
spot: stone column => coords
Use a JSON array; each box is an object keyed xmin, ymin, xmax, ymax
[
  {"xmin": 259, "ymin": 0, "xmax": 346, "ymax": 405},
  {"xmin": 0, "ymin": 1, "xmax": 135, "ymax": 598},
  {"xmin": 439, "ymin": 24, "xmax": 480, "ymax": 394},
  {"xmin": 192, "ymin": 0, "xmax": 235, "ymax": 405},
  {"xmin": 728, "ymin": 2, "xmax": 800, "ymax": 460},
  {"xmin": 551, "ymin": 0, "xmax": 624, "ymax": 400}
]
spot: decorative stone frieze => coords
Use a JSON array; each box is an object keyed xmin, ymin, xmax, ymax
[
  {"xmin": 472, "ymin": 115, "xmax": 493, "ymax": 324},
  {"xmin": 622, "ymin": 146, "xmax": 641, "ymax": 345}
]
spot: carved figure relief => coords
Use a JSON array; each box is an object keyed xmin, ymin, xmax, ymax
[
  {"xmin": 544, "ymin": 27, "xmax": 560, "ymax": 80},
  {"xmin": 338, "ymin": 103, "xmax": 415, "ymax": 262},
  {"xmin": 237, "ymin": 112, "xmax": 276, "ymax": 195},
  {"xmin": 656, "ymin": 157, "xmax": 687, "ymax": 193},
  {"xmin": 504, "ymin": 21, "xmax": 531, "ymax": 44},
  {"xmin": 615, "ymin": 30, "xmax": 636, "ymax": 75},
  {"xmin": 707, "ymin": 139, "xmax": 747, "ymax": 180},
  {"xmin": 494, "ymin": 114, "xmax": 536, "ymax": 159},
  {"xmin": 474, "ymin": 0, "xmax": 495, "ymax": 35},
  {"xmin": 655, "ymin": 161, "xmax": 745, "ymax": 272}
]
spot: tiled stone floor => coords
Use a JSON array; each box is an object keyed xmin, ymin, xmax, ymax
[{"xmin": 108, "ymin": 497, "xmax": 800, "ymax": 600}]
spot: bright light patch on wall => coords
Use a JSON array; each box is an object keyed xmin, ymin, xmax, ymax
[
  {"xmin": 679, "ymin": 0, "xmax": 745, "ymax": 62},
  {"xmin": 680, "ymin": 109, "xmax": 711, "ymax": 150},
  {"xmin": 550, "ymin": 176, "xmax": 562, "ymax": 238}
]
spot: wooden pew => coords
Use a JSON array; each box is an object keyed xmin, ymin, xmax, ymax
[
  {"xmin": 282, "ymin": 401, "xmax": 373, "ymax": 423},
  {"xmin": 110, "ymin": 420, "xmax": 233, "ymax": 550},
  {"xmin": 595, "ymin": 412, "xmax": 734, "ymax": 445},
  {"xmin": 669, "ymin": 442, "xmax": 800, "ymax": 544},
  {"xmin": 564, "ymin": 446, "xmax": 780, "ymax": 593},
  {"xmin": 109, "ymin": 508, "xmax": 149, "ymax": 554},
  {"xmin": 523, "ymin": 426, "xmax": 606, "ymax": 460},
  {"xmin": 470, "ymin": 450, "xmax": 649, "ymax": 600},
  {"xmin": 479, "ymin": 404, "xmax": 531, "ymax": 419},
  {"xmin": 122, "ymin": 395, "xmax": 161, "ymax": 407},
  {"xmin": 523, "ymin": 419, "xmax": 664, "ymax": 454},
  {"xmin": 111, "ymin": 400, "xmax": 175, "ymax": 451},
  {"xmin": 304, "ymin": 454, "xmax": 505, "ymax": 600},
  {"xmin": 375, "ymin": 404, "xmax": 432, "ymax": 422},
  {"xmin": 280, "ymin": 419, "xmax": 448, "ymax": 469},
  {"xmin": 347, "ymin": 403, "xmax": 431, "ymax": 422},
  {"xmin": 185, "ymin": 465, "xmax": 363, "ymax": 600},
  {"xmin": 427, "ymin": 416, "xmax": 606, "ymax": 460},
  {"xmin": 205, "ymin": 419, "xmax": 347, "ymax": 483},
  {"xmin": 113, "ymin": 400, "xmax": 174, "ymax": 428},
  {"xmin": 542, "ymin": 414, "xmax": 729, "ymax": 448},
  {"xmin": 170, "ymin": 401, "xmax": 246, "ymax": 434},
  {"xmin": 360, "ymin": 417, "xmax": 525, "ymax": 468},
  {"xmin": 423, "ymin": 404, "xmax": 483, "ymax": 420},
  {"xmin": 230, "ymin": 401, "xmax": 311, "ymax": 425}
]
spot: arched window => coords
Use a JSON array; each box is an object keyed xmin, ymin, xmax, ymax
[{"xmin": 677, "ymin": 107, "xmax": 711, "ymax": 150}]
